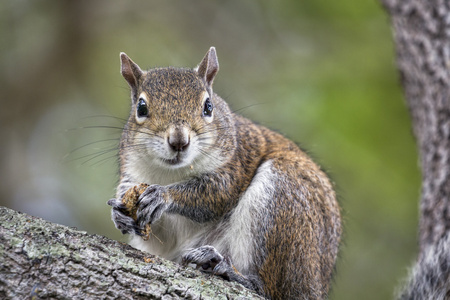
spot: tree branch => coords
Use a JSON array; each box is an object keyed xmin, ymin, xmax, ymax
[{"xmin": 0, "ymin": 206, "xmax": 261, "ymax": 299}]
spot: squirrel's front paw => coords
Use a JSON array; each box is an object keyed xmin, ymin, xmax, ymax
[
  {"xmin": 136, "ymin": 185, "xmax": 170, "ymax": 227},
  {"xmin": 107, "ymin": 198, "xmax": 140, "ymax": 235}
]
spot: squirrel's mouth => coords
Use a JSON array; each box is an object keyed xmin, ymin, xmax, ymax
[{"xmin": 162, "ymin": 153, "xmax": 183, "ymax": 166}]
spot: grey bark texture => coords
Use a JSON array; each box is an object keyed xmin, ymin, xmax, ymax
[
  {"xmin": 381, "ymin": 0, "xmax": 450, "ymax": 256},
  {"xmin": 0, "ymin": 206, "xmax": 262, "ymax": 300},
  {"xmin": 380, "ymin": 0, "xmax": 450, "ymax": 298}
]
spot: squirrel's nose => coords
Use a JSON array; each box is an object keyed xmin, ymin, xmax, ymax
[
  {"xmin": 168, "ymin": 136, "xmax": 190, "ymax": 152},
  {"xmin": 168, "ymin": 125, "xmax": 190, "ymax": 152}
]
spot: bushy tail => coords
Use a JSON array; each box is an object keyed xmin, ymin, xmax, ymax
[{"xmin": 397, "ymin": 233, "xmax": 450, "ymax": 300}]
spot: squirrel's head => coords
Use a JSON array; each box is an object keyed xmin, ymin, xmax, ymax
[{"xmin": 120, "ymin": 47, "xmax": 235, "ymax": 176}]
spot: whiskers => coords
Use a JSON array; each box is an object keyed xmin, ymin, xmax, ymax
[
  {"xmin": 63, "ymin": 139, "xmax": 120, "ymax": 166},
  {"xmin": 195, "ymin": 146, "xmax": 225, "ymax": 168},
  {"xmin": 63, "ymin": 107, "xmax": 241, "ymax": 170},
  {"xmin": 63, "ymin": 114, "xmax": 169, "ymax": 167},
  {"xmin": 63, "ymin": 115, "xmax": 125, "ymax": 167}
]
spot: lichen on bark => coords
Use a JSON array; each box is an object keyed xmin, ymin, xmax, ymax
[{"xmin": 0, "ymin": 206, "xmax": 261, "ymax": 299}]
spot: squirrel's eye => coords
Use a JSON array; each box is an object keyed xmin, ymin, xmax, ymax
[
  {"xmin": 203, "ymin": 98, "xmax": 213, "ymax": 117},
  {"xmin": 136, "ymin": 98, "xmax": 148, "ymax": 118}
]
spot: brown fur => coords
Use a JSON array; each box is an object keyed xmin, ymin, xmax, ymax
[{"xmin": 112, "ymin": 48, "xmax": 341, "ymax": 299}]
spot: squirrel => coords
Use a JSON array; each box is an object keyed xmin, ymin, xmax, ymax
[
  {"xmin": 397, "ymin": 232, "xmax": 450, "ymax": 300},
  {"xmin": 107, "ymin": 47, "xmax": 342, "ymax": 299}
]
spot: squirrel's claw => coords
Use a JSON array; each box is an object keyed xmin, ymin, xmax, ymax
[
  {"xmin": 107, "ymin": 198, "xmax": 128, "ymax": 212},
  {"xmin": 136, "ymin": 185, "xmax": 169, "ymax": 226},
  {"xmin": 109, "ymin": 205, "xmax": 137, "ymax": 235},
  {"xmin": 182, "ymin": 245, "xmax": 225, "ymax": 273},
  {"xmin": 182, "ymin": 245, "xmax": 260, "ymax": 292}
]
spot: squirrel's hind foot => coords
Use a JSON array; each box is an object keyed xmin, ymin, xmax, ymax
[{"xmin": 181, "ymin": 246, "xmax": 262, "ymax": 293}]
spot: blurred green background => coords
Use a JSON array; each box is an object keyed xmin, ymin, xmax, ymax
[{"xmin": 0, "ymin": 1, "xmax": 420, "ymax": 299}]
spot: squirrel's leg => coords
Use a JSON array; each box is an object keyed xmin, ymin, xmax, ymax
[{"xmin": 182, "ymin": 245, "xmax": 263, "ymax": 293}]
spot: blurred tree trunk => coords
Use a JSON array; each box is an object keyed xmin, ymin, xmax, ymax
[
  {"xmin": 381, "ymin": 0, "xmax": 450, "ymax": 298},
  {"xmin": 0, "ymin": 1, "xmax": 93, "ymax": 211},
  {"xmin": 0, "ymin": 206, "xmax": 261, "ymax": 299},
  {"xmin": 381, "ymin": 0, "xmax": 450, "ymax": 256}
]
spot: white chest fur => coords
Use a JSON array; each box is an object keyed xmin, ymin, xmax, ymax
[{"xmin": 129, "ymin": 160, "xmax": 276, "ymax": 275}]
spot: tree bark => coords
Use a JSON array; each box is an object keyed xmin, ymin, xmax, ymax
[
  {"xmin": 0, "ymin": 206, "xmax": 261, "ymax": 299},
  {"xmin": 380, "ymin": 0, "xmax": 450, "ymax": 298},
  {"xmin": 381, "ymin": 0, "xmax": 450, "ymax": 256}
]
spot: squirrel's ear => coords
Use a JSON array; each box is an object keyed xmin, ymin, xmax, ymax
[
  {"xmin": 196, "ymin": 47, "xmax": 219, "ymax": 87},
  {"xmin": 120, "ymin": 52, "xmax": 143, "ymax": 91}
]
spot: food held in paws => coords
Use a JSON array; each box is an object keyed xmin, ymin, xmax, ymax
[{"xmin": 121, "ymin": 183, "xmax": 151, "ymax": 240}]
